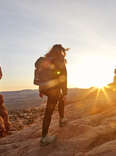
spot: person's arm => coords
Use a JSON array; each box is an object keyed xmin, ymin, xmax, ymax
[
  {"xmin": 0, "ymin": 66, "xmax": 2, "ymax": 80},
  {"xmin": 59, "ymin": 65, "xmax": 67, "ymax": 96},
  {"xmin": 54, "ymin": 58, "xmax": 68, "ymax": 96},
  {"xmin": 61, "ymin": 73, "xmax": 67, "ymax": 96}
]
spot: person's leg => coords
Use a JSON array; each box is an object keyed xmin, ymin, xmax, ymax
[
  {"xmin": 58, "ymin": 96, "xmax": 67, "ymax": 127},
  {"xmin": 2, "ymin": 111, "xmax": 11, "ymax": 131},
  {"xmin": 42, "ymin": 96, "xmax": 57, "ymax": 137},
  {"xmin": 58, "ymin": 97, "xmax": 64, "ymax": 119},
  {"xmin": 40, "ymin": 95, "xmax": 57, "ymax": 146},
  {"xmin": 4, "ymin": 116, "xmax": 11, "ymax": 131},
  {"xmin": 0, "ymin": 116, "xmax": 7, "ymax": 137}
]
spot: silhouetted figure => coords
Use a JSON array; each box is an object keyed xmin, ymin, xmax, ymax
[
  {"xmin": 0, "ymin": 66, "xmax": 2, "ymax": 80},
  {"xmin": 108, "ymin": 68, "xmax": 116, "ymax": 90},
  {"xmin": 34, "ymin": 44, "xmax": 69, "ymax": 146},
  {"xmin": 0, "ymin": 95, "xmax": 11, "ymax": 137},
  {"xmin": 113, "ymin": 68, "xmax": 116, "ymax": 84}
]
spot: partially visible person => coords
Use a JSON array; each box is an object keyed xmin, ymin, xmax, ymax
[
  {"xmin": 0, "ymin": 116, "xmax": 6, "ymax": 137},
  {"xmin": 0, "ymin": 66, "xmax": 2, "ymax": 80},
  {"xmin": 34, "ymin": 44, "xmax": 69, "ymax": 146},
  {"xmin": 113, "ymin": 68, "xmax": 116, "ymax": 84},
  {"xmin": 0, "ymin": 94, "xmax": 11, "ymax": 137}
]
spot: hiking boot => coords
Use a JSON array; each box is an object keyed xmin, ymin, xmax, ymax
[
  {"xmin": 59, "ymin": 118, "xmax": 67, "ymax": 127},
  {"xmin": 40, "ymin": 135, "xmax": 57, "ymax": 146}
]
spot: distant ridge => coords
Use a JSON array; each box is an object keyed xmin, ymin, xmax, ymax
[{"xmin": 0, "ymin": 88, "xmax": 88, "ymax": 111}]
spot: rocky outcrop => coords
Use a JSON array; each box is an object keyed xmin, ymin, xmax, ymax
[{"xmin": 1, "ymin": 88, "xmax": 116, "ymax": 156}]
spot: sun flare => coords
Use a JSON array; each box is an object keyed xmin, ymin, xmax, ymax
[
  {"xmin": 67, "ymin": 55, "xmax": 115, "ymax": 88},
  {"xmin": 94, "ymin": 84, "xmax": 107, "ymax": 89}
]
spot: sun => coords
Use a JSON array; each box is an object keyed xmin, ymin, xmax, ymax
[
  {"xmin": 67, "ymin": 55, "xmax": 114, "ymax": 88},
  {"xmin": 94, "ymin": 82, "xmax": 107, "ymax": 89},
  {"xmin": 94, "ymin": 85, "xmax": 105, "ymax": 89}
]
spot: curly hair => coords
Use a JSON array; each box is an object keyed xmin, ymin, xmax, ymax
[{"xmin": 45, "ymin": 44, "xmax": 69, "ymax": 58}]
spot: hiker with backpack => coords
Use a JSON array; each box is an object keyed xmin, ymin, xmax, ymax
[{"xmin": 34, "ymin": 44, "xmax": 69, "ymax": 146}]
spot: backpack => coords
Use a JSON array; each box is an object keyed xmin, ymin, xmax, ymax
[
  {"xmin": 34, "ymin": 57, "xmax": 44, "ymax": 86},
  {"xmin": 34, "ymin": 57, "xmax": 59, "ymax": 93}
]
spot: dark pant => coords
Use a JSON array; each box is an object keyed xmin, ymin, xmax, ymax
[{"xmin": 42, "ymin": 90, "xmax": 64, "ymax": 137}]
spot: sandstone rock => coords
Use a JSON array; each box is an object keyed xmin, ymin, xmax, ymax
[{"xmin": 1, "ymin": 88, "xmax": 116, "ymax": 155}]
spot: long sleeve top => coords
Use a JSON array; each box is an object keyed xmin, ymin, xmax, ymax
[{"xmin": 53, "ymin": 56, "xmax": 67, "ymax": 96}]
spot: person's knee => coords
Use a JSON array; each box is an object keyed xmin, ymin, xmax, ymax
[
  {"xmin": 45, "ymin": 107, "xmax": 54, "ymax": 117},
  {"xmin": 47, "ymin": 99, "xmax": 56, "ymax": 112}
]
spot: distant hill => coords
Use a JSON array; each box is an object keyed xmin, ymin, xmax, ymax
[
  {"xmin": 1, "ymin": 90, "xmax": 46, "ymax": 110},
  {"xmin": 1, "ymin": 88, "xmax": 88, "ymax": 110}
]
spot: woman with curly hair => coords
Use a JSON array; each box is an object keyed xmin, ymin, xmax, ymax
[{"xmin": 40, "ymin": 44, "xmax": 69, "ymax": 146}]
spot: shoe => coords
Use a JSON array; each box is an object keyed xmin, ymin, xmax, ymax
[
  {"xmin": 59, "ymin": 118, "xmax": 67, "ymax": 127},
  {"xmin": 40, "ymin": 135, "xmax": 57, "ymax": 146}
]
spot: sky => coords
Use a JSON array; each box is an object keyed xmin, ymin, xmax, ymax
[{"xmin": 0, "ymin": 0, "xmax": 116, "ymax": 91}]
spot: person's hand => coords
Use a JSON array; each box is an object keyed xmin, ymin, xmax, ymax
[{"xmin": 39, "ymin": 92, "xmax": 44, "ymax": 98}]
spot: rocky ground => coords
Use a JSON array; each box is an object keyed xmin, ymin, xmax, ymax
[{"xmin": 1, "ymin": 87, "xmax": 116, "ymax": 156}]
